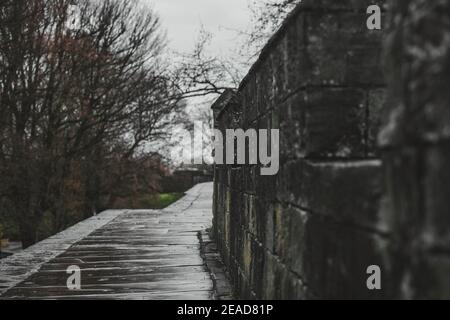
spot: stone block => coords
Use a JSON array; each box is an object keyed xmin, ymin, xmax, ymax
[
  {"xmin": 285, "ymin": 207, "xmax": 308, "ymax": 276},
  {"xmin": 424, "ymin": 145, "xmax": 450, "ymax": 248},
  {"xmin": 303, "ymin": 88, "xmax": 367, "ymax": 157},
  {"xmin": 261, "ymin": 251, "xmax": 277, "ymax": 300},
  {"xmin": 302, "ymin": 214, "xmax": 391, "ymax": 299},
  {"xmin": 256, "ymin": 58, "xmax": 274, "ymax": 116},
  {"xmin": 306, "ymin": 13, "xmax": 347, "ymax": 86},
  {"xmin": 279, "ymin": 88, "xmax": 368, "ymax": 159},
  {"xmin": 285, "ymin": 12, "xmax": 308, "ymax": 95},
  {"xmin": 301, "ymin": 159, "xmax": 384, "ymax": 230},
  {"xmin": 250, "ymin": 239, "xmax": 265, "ymax": 297},
  {"xmin": 305, "ymin": 10, "xmax": 384, "ymax": 86},
  {"xmin": 367, "ymin": 89, "xmax": 387, "ymax": 155},
  {"xmin": 270, "ymin": 36, "xmax": 288, "ymax": 105},
  {"xmin": 273, "ymin": 203, "xmax": 292, "ymax": 260}
]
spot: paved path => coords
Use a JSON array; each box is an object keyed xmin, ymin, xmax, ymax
[{"xmin": 0, "ymin": 183, "xmax": 214, "ymax": 300}]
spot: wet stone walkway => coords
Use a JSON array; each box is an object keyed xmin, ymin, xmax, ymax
[{"xmin": 0, "ymin": 183, "xmax": 215, "ymax": 300}]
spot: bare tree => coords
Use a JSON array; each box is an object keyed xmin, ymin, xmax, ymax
[
  {"xmin": 169, "ymin": 1, "xmax": 301, "ymax": 167},
  {"xmin": 173, "ymin": 0, "xmax": 302, "ymax": 99},
  {"xmin": 0, "ymin": 0, "xmax": 185, "ymax": 247},
  {"xmin": 172, "ymin": 28, "xmax": 241, "ymax": 100}
]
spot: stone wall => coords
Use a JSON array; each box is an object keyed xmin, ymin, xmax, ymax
[
  {"xmin": 212, "ymin": 0, "xmax": 450, "ymax": 300},
  {"xmin": 212, "ymin": 0, "xmax": 388, "ymax": 299},
  {"xmin": 380, "ymin": 0, "xmax": 450, "ymax": 299}
]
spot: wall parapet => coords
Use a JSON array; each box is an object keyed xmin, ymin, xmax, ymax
[{"xmin": 212, "ymin": 0, "xmax": 450, "ymax": 299}]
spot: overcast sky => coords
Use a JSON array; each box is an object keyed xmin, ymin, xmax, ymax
[
  {"xmin": 144, "ymin": 0, "xmax": 254, "ymax": 163},
  {"xmin": 147, "ymin": 0, "xmax": 252, "ymax": 55}
]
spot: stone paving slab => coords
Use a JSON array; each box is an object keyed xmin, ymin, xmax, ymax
[{"xmin": 0, "ymin": 183, "xmax": 215, "ymax": 300}]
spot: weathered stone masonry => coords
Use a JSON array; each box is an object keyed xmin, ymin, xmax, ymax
[
  {"xmin": 212, "ymin": 0, "xmax": 450, "ymax": 299},
  {"xmin": 380, "ymin": 0, "xmax": 450, "ymax": 299}
]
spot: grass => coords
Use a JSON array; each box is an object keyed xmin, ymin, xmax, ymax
[{"xmin": 138, "ymin": 193, "xmax": 185, "ymax": 209}]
